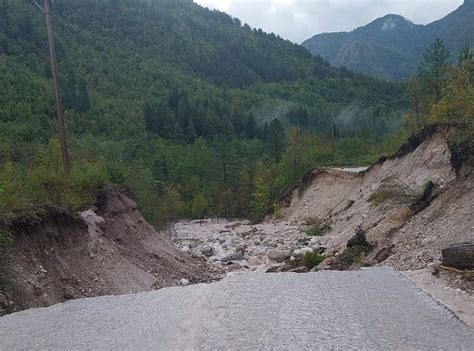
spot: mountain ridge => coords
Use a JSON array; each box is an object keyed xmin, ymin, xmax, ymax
[{"xmin": 302, "ymin": 0, "xmax": 474, "ymax": 80}]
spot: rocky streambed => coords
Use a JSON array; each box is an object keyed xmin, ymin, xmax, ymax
[{"xmin": 168, "ymin": 219, "xmax": 325, "ymax": 274}]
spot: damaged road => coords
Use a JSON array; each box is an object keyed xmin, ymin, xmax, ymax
[{"xmin": 1, "ymin": 268, "xmax": 473, "ymax": 350}]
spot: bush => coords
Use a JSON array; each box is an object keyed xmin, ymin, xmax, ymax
[
  {"xmin": 0, "ymin": 231, "xmax": 13, "ymax": 248},
  {"xmin": 368, "ymin": 178, "xmax": 425, "ymax": 207},
  {"xmin": 301, "ymin": 252, "xmax": 325, "ymax": 269},
  {"xmin": 340, "ymin": 245, "xmax": 367, "ymax": 267}
]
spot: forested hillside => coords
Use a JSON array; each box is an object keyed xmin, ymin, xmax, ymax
[
  {"xmin": 302, "ymin": 0, "xmax": 474, "ymax": 80},
  {"xmin": 0, "ymin": 0, "xmax": 407, "ymax": 227}
]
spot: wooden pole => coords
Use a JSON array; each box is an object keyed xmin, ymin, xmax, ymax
[{"xmin": 44, "ymin": 0, "xmax": 71, "ymax": 174}]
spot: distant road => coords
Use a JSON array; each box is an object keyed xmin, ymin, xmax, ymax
[
  {"xmin": 1, "ymin": 268, "xmax": 472, "ymax": 350},
  {"xmin": 329, "ymin": 166, "xmax": 369, "ymax": 173}
]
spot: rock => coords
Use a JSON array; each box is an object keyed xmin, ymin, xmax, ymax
[
  {"xmin": 267, "ymin": 250, "xmax": 292, "ymax": 262},
  {"xmin": 63, "ymin": 286, "xmax": 75, "ymax": 300},
  {"xmin": 221, "ymin": 252, "xmax": 244, "ymax": 263},
  {"xmin": 374, "ymin": 246, "xmax": 393, "ymax": 263},
  {"xmin": 347, "ymin": 226, "xmax": 372, "ymax": 250},
  {"xmin": 201, "ymin": 246, "xmax": 215, "ymax": 257},
  {"xmin": 235, "ymin": 243, "xmax": 249, "ymax": 253},
  {"xmin": 265, "ymin": 266, "xmax": 281, "ymax": 273},
  {"xmin": 292, "ymin": 247, "xmax": 314, "ymax": 257},
  {"xmin": 442, "ymin": 243, "xmax": 474, "ymax": 270},
  {"xmin": 33, "ymin": 284, "xmax": 43, "ymax": 297},
  {"xmin": 311, "ymin": 246, "xmax": 326, "ymax": 254},
  {"xmin": 246, "ymin": 257, "xmax": 260, "ymax": 266},
  {"xmin": 179, "ymin": 278, "xmax": 189, "ymax": 287},
  {"xmin": 289, "ymin": 266, "xmax": 309, "ymax": 273}
]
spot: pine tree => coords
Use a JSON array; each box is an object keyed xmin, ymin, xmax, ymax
[
  {"xmin": 63, "ymin": 69, "xmax": 77, "ymax": 110},
  {"xmin": 186, "ymin": 117, "xmax": 197, "ymax": 143},
  {"xmin": 458, "ymin": 44, "xmax": 474, "ymax": 81},
  {"xmin": 76, "ymin": 79, "xmax": 91, "ymax": 113},
  {"xmin": 268, "ymin": 119, "xmax": 285, "ymax": 162},
  {"xmin": 418, "ymin": 38, "xmax": 451, "ymax": 102},
  {"xmin": 144, "ymin": 102, "xmax": 158, "ymax": 133},
  {"xmin": 244, "ymin": 114, "xmax": 257, "ymax": 139}
]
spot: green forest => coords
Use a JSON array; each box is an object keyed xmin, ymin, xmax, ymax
[{"xmin": 0, "ymin": 0, "xmax": 471, "ymax": 228}]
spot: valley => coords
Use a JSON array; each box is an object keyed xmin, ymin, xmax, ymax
[{"xmin": 0, "ymin": 0, "xmax": 473, "ymax": 348}]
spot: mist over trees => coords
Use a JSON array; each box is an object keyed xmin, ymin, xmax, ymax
[{"xmin": 2, "ymin": 0, "xmax": 444, "ymax": 227}]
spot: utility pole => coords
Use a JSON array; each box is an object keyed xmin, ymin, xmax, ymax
[{"xmin": 34, "ymin": 0, "xmax": 71, "ymax": 174}]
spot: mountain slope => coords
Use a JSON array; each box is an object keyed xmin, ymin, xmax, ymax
[
  {"xmin": 302, "ymin": 0, "xmax": 474, "ymax": 80},
  {"xmin": 0, "ymin": 0, "xmax": 407, "ymax": 225}
]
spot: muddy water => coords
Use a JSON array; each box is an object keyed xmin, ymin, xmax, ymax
[{"xmin": 1, "ymin": 268, "xmax": 473, "ymax": 350}]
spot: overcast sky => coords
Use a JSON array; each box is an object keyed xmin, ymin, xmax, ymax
[{"xmin": 194, "ymin": 0, "xmax": 463, "ymax": 43}]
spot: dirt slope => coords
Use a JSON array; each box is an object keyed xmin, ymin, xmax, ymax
[
  {"xmin": 0, "ymin": 186, "xmax": 219, "ymax": 315},
  {"xmin": 282, "ymin": 126, "xmax": 473, "ymax": 271}
]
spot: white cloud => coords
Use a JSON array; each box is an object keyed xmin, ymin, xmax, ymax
[{"xmin": 194, "ymin": 0, "xmax": 463, "ymax": 43}]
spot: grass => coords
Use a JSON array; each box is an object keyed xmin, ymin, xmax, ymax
[
  {"xmin": 368, "ymin": 178, "xmax": 428, "ymax": 207},
  {"xmin": 305, "ymin": 224, "xmax": 332, "ymax": 237},
  {"xmin": 302, "ymin": 216, "xmax": 332, "ymax": 237}
]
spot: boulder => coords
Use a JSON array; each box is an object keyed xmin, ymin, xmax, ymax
[
  {"xmin": 346, "ymin": 226, "xmax": 373, "ymax": 253},
  {"xmin": 246, "ymin": 256, "xmax": 260, "ymax": 266},
  {"xmin": 265, "ymin": 266, "xmax": 281, "ymax": 273},
  {"xmin": 292, "ymin": 247, "xmax": 314, "ymax": 257},
  {"xmin": 289, "ymin": 266, "xmax": 309, "ymax": 273},
  {"xmin": 442, "ymin": 243, "xmax": 474, "ymax": 270},
  {"xmin": 63, "ymin": 286, "xmax": 75, "ymax": 300},
  {"xmin": 235, "ymin": 243, "xmax": 249, "ymax": 253},
  {"xmin": 221, "ymin": 251, "xmax": 244, "ymax": 263},
  {"xmin": 179, "ymin": 278, "xmax": 189, "ymax": 287},
  {"xmin": 312, "ymin": 246, "xmax": 326, "ymax": 254},
  {"xmin": 347, "ymin": 226, "xmax": 370, "ymax": 248},
  {"xmin": 267, "ymin": 250, "xmax": 292, "ymax": 262},
  {"xmin": 201, "ymin": 246, "xmax": 215, "ymax": 257}
]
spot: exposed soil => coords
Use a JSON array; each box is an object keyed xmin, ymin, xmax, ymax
[
  {"xmin": 281, "ymin": 126, "xmax": 472, "ymax": 274},
  {"xmin": 1, "ymin": 125, "xmax": 472, "ymax": 325},
  {"xmin": 277, "ymin": 125, "xmax": 473, "ymax": 325},
  {"xmin": 0, "ymin": 186, "xmax": 221, "ymax": 315}
]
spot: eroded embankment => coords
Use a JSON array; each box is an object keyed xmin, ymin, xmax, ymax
[
  {"xmin": 0, "ymin": 186, "xmax": 220, "ymax": 315},
  {"xmin": 276, "ymin": 125, "xmax": 474, "ymax": 325},
  {"xmin": 282, "ymin": 125, "xmax": 472, "ymax": 271}
]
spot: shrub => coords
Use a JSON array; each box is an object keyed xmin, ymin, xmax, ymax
[
  {"xmin": 368, "ymin": 178, "xmax": 427, "ymax": 207},
  {"xmin": 0, "ymin": 231, "xmax": 13, "ymax": 248},
  {"xmin": 301, "ymin": 252, "xmax": 325, "ymax": 269},
  {"xmin": 340, "ymin": 245, "xmax": 367, "ymax": 267}
]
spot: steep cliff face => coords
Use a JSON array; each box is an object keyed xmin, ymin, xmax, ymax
[
  {"xmin": 0, "ymin": 186, "xmax": 219, "ymax": 315},
  {"xmin": 282, "ymin": 126, "xmax": 473, "ymax": 271}
]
